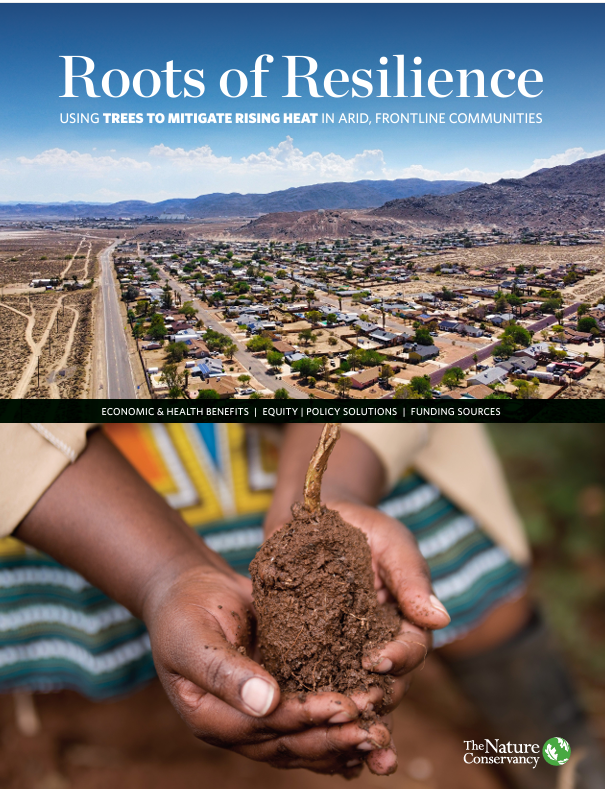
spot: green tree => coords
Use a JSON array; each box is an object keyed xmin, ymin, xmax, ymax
[
  {"xmin": 514, "ymin": 378, "xmax": 541, "ymax": 399},
  {"xmin": 246, "ymin": 335, "xmax": 273, "ymax": 353},
  {"xmin": 410, "ymin": 375, "xmax": 432, "ymax": 398},
  {"xmin": 305, "ymin": 310, "xmax": 323, "ymax": 324},
  {"xmin": 359, "ymin": 349, "xmax": 386, "ymax": 367},
  {"xmin": 347, "ymin": 348, "xmax": 363, "ymax": 371},
  {"xmin": 238, "ymin": 374, "xmax": 251, "ymax": 385},
  {"xmin": 149, "ymin": 314, "xmax": 167, "ymax": 342},
  {"xmin": 179, "ymin": 301, "xmax": 196, "ymax": 320},
  {"xmin": 160, "ymin": 364, "xmax": 186, "ymax": 398},
  {"xmin": 274, "ymin": 388, "xmax": 291, "ymax": 399},
  {"xmin": 291, "ymin": 357, "xmax": 322, "ymax": 381},
  {"xmin": 442, "ymin": 366, "xmax": 465, "ymax": 389},
  {"xmin": 197, "ymin": 389, "xmax": 221, "ymax": 399},
  {"xmin": 267, "ymin": 350, "xmax": 284, "ymax": 373},
  {"xmin": 298, "ymin": 328, "xmax": 316, "ymax": 345},
  {"xmin": 578, "ymin": 316, "xmax": 598, "ymax": 333},
  {"xmin": 394, "ymin": 383, "xmax": 422, "ymax": 399},
  {"xmin": 415, "ymin": 328, "xmax": 433, "ymax": 346},
  {"xmin": 336, "ymin": 375, "xmax": 352, "ymax": 398},
  {"xmin": 380, "ymin": 365, "xmax": 395, "ymax": 386},
  {"xmin": 326, "ymin": 313, "xmax": 338, "ymax": 326},
  {"xmin": 165, "ymin": 341, "xmax": 188, "ymax": 364},
  {"xmin": 577, "ymin": 303, "xmax": 589, "ymax": 317},
  {"xmin": 161, "ymin": 285, "xmax": 173, "ymax": 310},
  {"xmin": 123, "ymin": 284, "xmax": 139, "ymax": 303}
]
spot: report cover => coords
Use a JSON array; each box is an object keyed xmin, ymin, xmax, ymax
[{"xmin": 0, "ymin": 3, "xmax": 604, "ymax": 408}]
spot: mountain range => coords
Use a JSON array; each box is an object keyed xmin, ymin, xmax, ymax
[
  {"xmin": 236, "ymin": 153, "xmax": 605, "ymax": 240},
  {"xmin": 372, "ymin": 153, "xmax": 605, "ymax": 231},
  {"xmin": 0, "ymin": 178, "xmax": 477, "ymax": 221}
]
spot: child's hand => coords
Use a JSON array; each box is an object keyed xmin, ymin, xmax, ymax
[
  {"xmin": 142, "ymin": 563, "xmax": 398, "ymax": 776},
  {"xmin": 321, "ymin": 500, "xmax": 450, "ymax": 677}
]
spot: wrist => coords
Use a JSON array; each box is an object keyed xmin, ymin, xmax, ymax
[{"xmin": 139, "ymin": 549, "xmax": 238, "ymax": 626}]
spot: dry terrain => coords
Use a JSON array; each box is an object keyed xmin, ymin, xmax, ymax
[{"xmin": 0, "ymin": 229, "xmax": 125, "ymax": 399}]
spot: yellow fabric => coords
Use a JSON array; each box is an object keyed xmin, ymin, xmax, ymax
[
  {"xmin": 0, "ymin": 421, "xmax": 529, "ymax": 566},
  {"xmin": 0, "ymin": 423, "xmax": 97, "ymax": 537}
]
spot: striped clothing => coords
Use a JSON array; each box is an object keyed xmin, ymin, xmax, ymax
[{"xmin": 0, "ymin": 423, "xmax": 526, "ymax": 697}]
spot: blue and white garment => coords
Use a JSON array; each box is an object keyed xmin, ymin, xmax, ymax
[{"xmin": 0, "ymin": 424, "xmax": 526, "ymax": 697}]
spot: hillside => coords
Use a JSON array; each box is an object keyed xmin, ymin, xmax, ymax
[
  {"xmin": 0, "ymin": 178, "xmax": 476, "ymax": 221},
  {"xmin": 232, "ymin": 209, "xmax": 403, "ymax": 241},
  {"xmin": 372, "ymin": 153, "xmax": 605, "ymax": 232}
]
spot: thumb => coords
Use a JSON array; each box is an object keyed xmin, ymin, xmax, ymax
[{"xmin": 160, "ymin": 608, "xmax": 280, "ymax": 719}]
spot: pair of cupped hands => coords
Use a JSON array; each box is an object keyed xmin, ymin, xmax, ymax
[{"xmin": 145, "ymin": 500, "xmax": 451, "ymax": 779}]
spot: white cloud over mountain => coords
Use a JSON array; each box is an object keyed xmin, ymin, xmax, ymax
[
  {"xmin": 16, "ymin": 148, "xmax": 151, "ymax": 172},
  {"xmin": 5, "ymin": 141, "xmax": 605, "ymax": 202}
]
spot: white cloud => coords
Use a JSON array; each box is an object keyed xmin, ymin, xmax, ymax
[
  {"xmin": 6, "ymin": 141, "xmax": 605, "ymax": 202},
  {"xmin": 386, "ymin": 147, "xmax": 605, "ymax": 184},
  {"xmin": 16, "ymin": 148, "xmax": 151, "ymax": 172},
  {"xmin": 148, "ymin": 142, "xmax": 232, "ymax": 169},
  {"xmin": 149, "ymin": 136, "xmax": 386, "ymax": 180}
]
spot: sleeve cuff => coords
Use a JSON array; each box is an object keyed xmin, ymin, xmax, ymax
[
  {"xmin": 0, "ymin": 423, "xmax": 98, "ymax": 536},
  {"xmin": 341, "ymin": 423, "xmax": 430, "ymax": 490}
]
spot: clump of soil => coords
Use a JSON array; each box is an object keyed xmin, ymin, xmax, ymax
[{"xmin": 250, "ymin": 424, "xmax": 401, "ymax": 703}]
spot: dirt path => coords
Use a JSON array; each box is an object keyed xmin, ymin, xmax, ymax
[
  {"xmin": 82, "ymin": 241, "xmax": 92, "ymax": 279},
  {"xmin": 48, "ymin": 305, "xmax": 79, "ymax": 399},
  {"xmin": 7, "ymin": 294, "xmax": 68, "ymax": 399},
  {"xmin": 61, "ymin": 237, "xmax": 86, "ymax": 279}
]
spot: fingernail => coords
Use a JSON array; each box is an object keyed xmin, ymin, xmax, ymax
[
  {"xmin": 429, "ymin": 594, "xmax": 450, "ymax": 620},
  {"xmin": 328, "ymin": 711, "xmax": 354, "ymax": 724},
  {"xmin": 357, "ymin": 742, "xmax": 375, "ymax": 751},
  {"xmin": 372, "ymin": 658, "xmax": 393, "ymax": 674},
  {"xmin": 346, "ymin": 759, "xmax": 362, "ymax": 767},
  {"xmin": 241, "ymin": 677, "xmax": 274, "ymax": 716}
]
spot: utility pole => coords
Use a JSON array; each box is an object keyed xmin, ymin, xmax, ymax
[{"xmin": 37, "ymin": 356, "xmax": 40, "ymax": 389}]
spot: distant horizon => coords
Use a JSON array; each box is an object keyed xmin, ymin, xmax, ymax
[{"xmin": 2, "ymin": 4, "xmax": 604, "ymax": 201}]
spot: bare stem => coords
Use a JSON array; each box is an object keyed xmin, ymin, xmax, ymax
[{"xmin": 303, "ymin": 423, "xmax": 341, "ymax": 512}]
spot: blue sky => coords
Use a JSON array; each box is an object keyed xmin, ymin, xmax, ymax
[{"xmin": 1, "ymin": 3, "xmax": 604, "ymax": 202}]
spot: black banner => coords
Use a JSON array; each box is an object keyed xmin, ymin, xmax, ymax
[{"xmin": 1, "ymin": 400, "xmax": 604, "ymax": 423}]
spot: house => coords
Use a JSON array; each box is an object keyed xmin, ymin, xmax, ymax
[
  {"xmin": 460, "ymin": 325, "xmax": 483, "ymax": 338},
  {"xmin": 441, "ymin": 384, "xmax": 493, "ymax": 400},
  {"xmin": 439, "ymin": 320, "xmax": 460, "ymax": 332},
  {"xmin": 416, "ymin": 314, "xmax": 438, "ymax": 327},
  {"xmin": 408, "ymin": 345, "xmax": 439, "ymax": 363},
  {"xmin": 195, "ymin": 377, "xmax": 238, "ymax": 399},
  {"xmin": 369, "ymin": 329, "xmax": 403, "ymax": 346},
  {"xmin": 560, "ymin": 328, "xmax": 592, "ymax": 344},
  {"xmin": 487, "ymin": 313, "xmax": 514, "ymax": 326},
  {"xmin": 191, "ymin": 359, "xmax": 224, "ymax": 379},
  {"xmin": 285, "ymin": 352, "xmax": 307, "ymax": 364},
  {"xmin": 499, "ymin": 357, "xmax": 537, "ymax": 374},
  {"xmin": 272, "ymin": 340, "xmax": 295, "ymax": 355},
  {"xmin": 467, "ymin": 366, "xmax": 508, "ymax": 386},
  {"xmin": 182, "ymin": 338, "xmax": 210, "ymax": 359},
  {"xmin": 355, "ymin": 320, "xmax": 380, "ymax": 334},
  {"xmin": 513, "ymin": 342, "xmax": 552, "ymax": 360},
  {"xmin": 350, "ymin": 366, "xmax": 381, "ymax": 389}
]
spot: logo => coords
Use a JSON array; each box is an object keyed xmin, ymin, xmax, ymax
[{"xmin": 543, "ymin": 737, "xmax": 571, "ymax": 766}]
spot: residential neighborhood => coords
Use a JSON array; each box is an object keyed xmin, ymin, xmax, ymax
[{"xmin": 111, "ymin": 225, "xmax": 605, "ymax": 400}]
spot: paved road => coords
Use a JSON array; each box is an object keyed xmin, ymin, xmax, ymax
[
  {"xmin": 160, "ymin": 273, "xmax": 306, "ymax": 399},
  {"xmin": 101, "ymin": 242, "xmax": 137, "ymax": 399},
  {"xmin": 428, "ymin": 302, "xmax": 580, "ymax": 385}
]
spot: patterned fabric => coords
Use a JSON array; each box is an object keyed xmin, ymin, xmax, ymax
[{"xmin": 0, "ymin": 423, "xmax": 526, "ymax": 698}]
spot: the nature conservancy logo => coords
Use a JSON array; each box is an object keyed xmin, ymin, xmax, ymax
[
  {"xmin": 543, "ymin": 737, "xmax": 571, "ymax": 766},
  {"xmin": 464, "ymin": 738, "xmax": 571, "ymax": 769}
]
